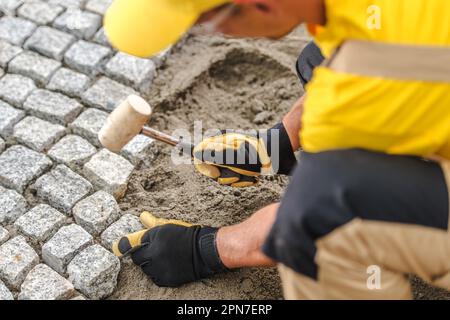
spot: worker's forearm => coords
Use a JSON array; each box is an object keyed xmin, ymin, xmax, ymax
[
  {"xmin": 282, "ymin": 95, "xmax": 305, "ymax": 152},
  {"xmin": 216, "ymin": 203, "xmax": 279, "ymax": 269}
]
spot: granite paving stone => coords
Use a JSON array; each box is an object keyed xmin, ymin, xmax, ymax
[
  {"xmin": 69, "ymin": 108, "xmax": 108, "ymax": 147},
  {"xmin": 13, "ymin": 116, "xmax": 66, "ymax": 152},
  {"xmin": 0, "ymin": 74, "xmax": 36, "ymax": 107},
  {"xmin": 0, "ymin": 16, "xmax": 36, "ymax": 46},
  {"xmin": 47, "ymin": 68, "xmax": 90, "ymax": 97},
  {"xmin": 48, "ymin": 0, "xmax": 86, "ymax": 9},
  {"xmin": 0, "ymin": 280, "xmax": 13, "ymax": 300},
  {"xmin": 54, "ymin": 9, "xmax": 102, "ymax": 39},
  {"xmin": 0, "ymin": 185, "xmax": 28, "ymax": 224},
  {"xmin": 83, "ymin": 149, "xmax": 134, "ymax": 199},
  {"xmin": 0, "ymin": 145, "xmax": 52, "ymax": 192},
  {"xmin": 9, "ymin": 51, "xmax": 61, "ymax": 85},
  {"xmin": 64, "ymin": 40, "xmax": 111, "ymax": 76},
  {"xmin": 85, "ymin": 0, "xmax": 112, "ymax": 15},
  {"xmin": 0, "ymin": 236, "xmax": 39, "ymax": 289},
  {"xmin": 23, "ymin": 89, "xmax": 83, "ymax": 125},
  {"xmin": 0, "ymin": 0, "xmax": 23, "ymax": 15},
  {"xmin": 33, "ymin": 165, "xmax": 93, "ymax": 214},
  {"xmin": 67, "ymin": 244, "xmax": 120, "ymax": 299},
  {"xmin": 25, "ymin": 27, "xmax": 76, "ymax": 61},
  {"xmin": 122, "ymin": 134, "xmax": 158, "ymax": 165},
  {"xmin": 14, "ymin": 204, "xmax": 66, "ymax": 242},
  {"xmin": 48, "ymin": 135, "xmax": 96, "ymax": 170},
  {"xmin": 18, "ymin": 264, "xmax": 75, "ymax": 300},
  {"xmin": 0, "ymin": 100, "xmax": 25, "ymax": 138},
  {"xmin": 92, "ymin": 27, "xmax": 110, "ymax": 47},
  {"xmin": 82, "ymin": 77, "xmax": 137, "ymax": 111},
  {"xmin": 18, "ymin": 1, "xmax": 64, "ymax": 25},
  {"xmin": 0, "ymin": 226, "xmax": 9, "ymax": 245},
  {"xmin": 101, "ymin": 214, "xmax": 143, "ymax": 249},
  {"xmin": 0, "ymin": 40, "xmax": 22, "ymax": 68},
  {"xmin": 73, "ymin": 191, "xmax": 120, "ymax": 236},
  {"xmin": 42, "ymin": 224, "xmax": 93, "ymax": 274}
]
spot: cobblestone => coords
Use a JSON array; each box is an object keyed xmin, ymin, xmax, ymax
[
  {"xmin": 0, "ymin": 74, "xmax": 36, "ymax": 107},
  {"xmin": 0, "ymin": 40, "xmax": 22, "ymax": 68},
  {"xmin": 47, "ymin": 68, "xmax": 90, "ymax": 97},
  {"xmin": 0, "ymin": 145, "xmax": 52, "ymax": 192},
  {"xmin": 0, "ymin": 185, "xmax": 28, "ymax": 224},
  {"xmin": 105, "ymin": 52, "xmax": 156, "ymax": 92},
  {"xmin": 0, "ymin": 100, "xmax": 25, "ymax": 138},
  {"xmin": 83, "ymin": 149, "xmax": 134, "ymax": 199},
  {"xmin": 25, "ymin": 27, "xmax": 76, "ymax": 61},
  {"xmin": 14, "ymin": 204, "xmax": 66, "ymax": 242},
  {"xmin": 73, "ymin": 191, "xmax": 120, "ymax": 236},
  {"xmin": 18, "ymin": 264, "xmax": 75, "ymax": 300},
  {"xmin": 67, "ymin": 244, "xmax": 120, "ymax": 299},
  {"xmin": 85, "ymin": 0, "xmax": 112, "ymax": 15},
  {"xmin": 48, "ymin": 0, "xmax": 86, "ymax": 9},
  {"xmin": 0, "ymin": 16, "xmax": 36, "ymax": 46},
  {"xmin": 0, "ymin": 236, "xmax": 39, "ymax": 289},
  {"xmin": 9, "ymin": 51, "xmax": 61, "ymax": 85},
  {"xmin": 82, "ymin": 77, "xmax": 137, "ymax": 111},
  {"xmin": 23, "ymin": 89, "xmax": 83, "ymax": 125},
  {"xmin": 0, "ymin": 0, "xmax": 23, "ymax": 15},
  {"xmin": 0, "ymin": 280, "xmax": 13, "ymax": 300},
  {"xmin": 122, "ymin": 134, "xmax": 158, "ymax": 165},
  {"xmin": 0, "ymin": 226, "xmax": 9, "ymax": 245},
  {"xmin": 48, "ymin": 135, "xmax": 96, "ymax": 170},
  {"xmin": 101, "ymin": 214, "xmax": 143, "ymax": 249},
  {"xmin": 42, "ymin": 224, "xmax": 93, "ymax": 274},
  {"xmin": 18, "ymin": 1, "xmax": 64, "ymax": 25},
  {"xmin": 13, "ymin": 116, "xmax": 66, "ymax": 152},
  {"xmin": 64, "ymin": 40, "xmax": 111, "ymax": 76},
  {"xmin": 33, "ymin": 165, "xmax": 93, "ymax": 214},
  {"xmin": 54, "ymin": 9, "xmax": 102, "ymax": 40},
  {"xmin": 69, "ymin": 108, "xmax": 108, "ymax": 147},
  {"xmin": 92, "ymin": 27, "xmax": 110, "ymax": 47}
]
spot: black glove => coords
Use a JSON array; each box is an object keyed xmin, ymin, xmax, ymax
[{"xmin": 193, "ymin": 122, "xmax": 297, "ymax": 187}]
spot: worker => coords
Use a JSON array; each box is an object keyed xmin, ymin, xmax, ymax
[{"xmin": 105, "ymin": 0, "xmax": 450, "ymax": 299}]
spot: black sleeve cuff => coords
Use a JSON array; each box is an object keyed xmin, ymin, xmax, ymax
[{"xmin": 264, "ymin": 122, "xmax": 298, "ymax": 176}]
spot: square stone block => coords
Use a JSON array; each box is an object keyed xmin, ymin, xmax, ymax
[
  {"xmin": 42, "ymin": 224, "xmax": 93, "ymax": 274},
  {"xmin": 85, "ymin": 0, "xmax": 112, "ymax": 15},
  {"xmin": 0, "ymin": 226, "xmax": 9, "ymax": 245},
  {"xmin": 54, "ymin": 9, "xmax": 102, "ymax": 39},
  {"xmin": 25, "ymin": 26, "xmax": 75, "ymax": 61},
  {"xmin": 0, "ymin": 280, "xmax": 13, "ymax": 300},
  {"xmin": 0, "ymin": 40, "xmax": 22, "ymax": 68},
  {"xmin": 0, "ymin": 16, "xmax": 36, "ymax": 46},
  {"xmin": 0, "ymin": 145, "xmax": 52, "ymax": 192},
  {"xmin": 18, "ymin": 1, "xmax": 64, "ymax": 25},
  {"xmin": 47, "ymin": 68, "xmax": 90, "ymax": 97},
  {"xmin": 0, "ymin": 0, "xmax": 23, "ymax": 15},
  {"xmin": 69, "ymin": 108, "xmax": 108, "ymax": 147},
  {"xmin": 101, "ymin": 214, "xmax": 143, "ymax": 250},
  {"xmin": 48, "ymin": 135, "xmax": 96, "ymax": 170},
  {"xmin": 64, "ymin": 40, "xmax": 111, "ymax": 76},
  {"xmin": 0, "ymin": 74, "xmax": 36, "ymax": 108},
  {"xmin": 0, "ymin": 185, "xmax": 28, "ymax": 224},
  {"xmin": 122, "ymin": 134, "xmax": 158, "ymax": 166},
  {"xmin": 33, "ymin": 165, "xmax": 93, "ymax": 214},
  {"xmin": 0, "ymin": 100, "xmax": 25, "ymax": 138},
  {"xmin": 9, "ymin": 51, "xmax": 61, "ymax": 85}
]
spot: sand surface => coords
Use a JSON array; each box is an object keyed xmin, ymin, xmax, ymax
[{"xmin": 110, "ymin": 29, "xmax": 450, "ymax": 300}]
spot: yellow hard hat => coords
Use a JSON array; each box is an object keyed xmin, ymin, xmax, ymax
[{"xmin": 104, "ymin": 0, "xmax": 231, "ymax": 58}]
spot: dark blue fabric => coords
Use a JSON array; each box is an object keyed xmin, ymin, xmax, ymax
[{"xmin": 296, "ymin": 41, "xmax": 325, "ymax": 87}]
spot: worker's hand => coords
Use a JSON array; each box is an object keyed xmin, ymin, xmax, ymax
[
  {"xmin": 193, "ymin": 123, "xmax": 297, "ymax": 187},
  {"xmin": 112, "ymin": 212, "xmax": 227, "ymax": 287}
]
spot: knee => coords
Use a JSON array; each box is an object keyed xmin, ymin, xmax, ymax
[{"xmin": 296, "ymin": 42, "xmax": 325, "ymax": 87}]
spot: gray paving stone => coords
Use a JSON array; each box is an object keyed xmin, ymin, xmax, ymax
[
  {"xmin": 0, "ymin": 145, "xmax": 52, "ymax": 192},
  {"xmin": 0, "ymin": 40, "xmax": 22, "ymax": 68},
  {"xmin": 0, "ymin": 236, "xmax": 39, "ymax": 289},
  {"xmin": 33, "ymin": 165, "xmax": 93, "ymax": 214},
  {"xmin": 92, "ymin": 27, "xmax": 111, "ymax": 47},
  {"xmin": 48, "ymin": 135, "xmax": 96, "ymax": 170},
  {"xmin": 105, "ymin": 52, "xmax": 156, "ymax": 92},
  {"xmin": 83, "ymin": 149, "xmax": 134, "ymax": 199},
  {"xmin": 67, "ymin": 244, "xmax": 120, "ymax": 299},
  {"xmin": 0, "ymin": 100, "xmax": 25, "ymax": 138},
  {"xmin": 47, "ymin": 68, "xmax": 90, "ymax": 97},
  {"xmin": 9, "ymin": 51, "xmax": 61, "ymax": 85},
  {"xmin": 122, "ymin": 134, "xmax": 158, "ymax": 165},
  {"xmin": 0, "ymin": 0, "xmax": 23, "ymax": 15},
  {"xmin": 0, "ymin": 136, "xmax": 4, "ymax": 152},
  {"xmin": 0, "ymin": 185, "xmax": 28, "ymax": 224},
  {"xmin": 152, "ymin": 47, "xmax": 172, "ymax": 68},
  {"xmin": 64, "ymin": 40, "xmax": 111, "ymax": 76},
  {"xmin": 85, "ymin": 0, "xmax": 112, "ymax": 15},
  {"xmin": 0, "ymin": 226, "xmax": 9, "ymax": 245},
  {"xmin": 42, "ymin": 224, "xmax": 93, "ymax": 274},
  {"xmin": 18, "ymin": 1, "xmax": 64, "ymax": 25},
  {"xmin": 82, "ymin": 77, "xmax": 137, "ymax": 111},
  {"xmin": 0, "ymin": 280, "xmax": 13, "ymax": 300},
  {"xmin": 19, "ymin": 264, "xmax": 75, "ymax": 300},
  {"xmin": 23, "ymin": 89, "xmax": 83, "ymax": 125},
  {"xmin": 48, "ymin": 0, "xmax": 86, "ymax": 9},
  {"xmin": 54, "ymin": 9, "xmax": 101, "ymax": 39},
  {"xmin": 69, "ymin": 108, "xmax": 108, "ymax": 146},
  {"xmin": 73, "ymin": 191, "xmax": 120, "ymax": 236},
  {"xmin": 14, "ymin": 204, "xmax": 66, "ymax": 242},
  {"xmin": 101, "ymin": 214, "xmax": 143, "ymax": 249},
  {"xmin": 0, "ymin": 74, "xmax": 36, "ymax": 107},
  {"xmin": 13, "ymin": 116, "xmax": 66, "ymax": 152},
  {"xmin": 0, "ymin": 16, "xmax": 36, "ymax": 46},
  {"xmin": 25, "ymin": 27, "xmax": 76, "ymax": 61}
]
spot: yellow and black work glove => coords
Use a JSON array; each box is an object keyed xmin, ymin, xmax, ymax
[
  {"xmin": 112, "ymin": 212, "xmax": 227, "ymax": 288},
  {"xmin": 193, "ymin": 122, "xmax": 297, "ymax": 187}
]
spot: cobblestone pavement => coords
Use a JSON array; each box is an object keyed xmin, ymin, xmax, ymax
[{"xmin": 0, "ymin": 0, "xmax": 164, "ymax": 300}]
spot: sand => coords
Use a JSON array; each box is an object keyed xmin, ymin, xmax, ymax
[{"xmin": 110, "ymin": 28, "xmax": 450, "ymax": 300}]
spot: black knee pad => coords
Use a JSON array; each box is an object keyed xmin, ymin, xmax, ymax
[{"xmin": 296, "ymin": 42, "xmax": 325, "ymax": 87}]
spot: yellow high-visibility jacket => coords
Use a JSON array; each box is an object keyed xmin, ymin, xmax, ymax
[{"xmin": 303, "ymin": 0, "xmax": 450, "ymax": 159}]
